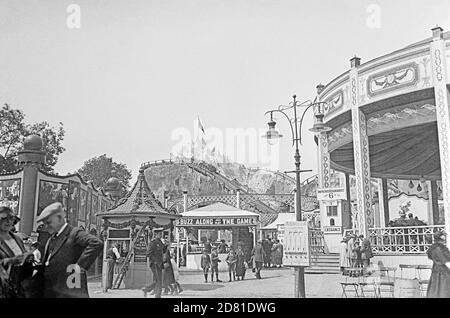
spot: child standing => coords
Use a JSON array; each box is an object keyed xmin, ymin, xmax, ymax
[
  {"xmin": 210, "ymin": 246, "xmax": 222, "ymax": 283},
  {"xmin": 225, "ymin": 248, "xmax": 237, "ymax": 282},
  {"xmin": 200, "ymin": 250, "xmax": 211, "ymax": 283}
]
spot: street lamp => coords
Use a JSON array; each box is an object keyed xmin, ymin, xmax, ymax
[
  {"xmin": 263, "ymin": 112, "xmax": 284, "ymax": 146},
  {"xmin": 263, "ymin": 94, "xmax": 331, "ymax": 298}
]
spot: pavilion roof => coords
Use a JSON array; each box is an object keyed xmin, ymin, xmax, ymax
[{"xmin": 97, "ymin": 170, "xmax": 179, "ymax": 219}]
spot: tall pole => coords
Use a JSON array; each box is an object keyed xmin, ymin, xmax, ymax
[
  {"xmin": 264, "ymin": 95, "xmax": 318, "ymax": 298},
  {"xmin": 292, "ymin": 95, "xmax": 306, "ymax": 298}
]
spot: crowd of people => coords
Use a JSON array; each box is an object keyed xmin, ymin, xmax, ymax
[
  {"xmin": 339, "ymin": 233, "xmax": 373, "ymax": 271},
  {"xmin": 262, "ymin": 237, "xmax": 284, "ymax": 268},
  {"xmin": 183, "ymin": 236, "xmax": 282, "ymax": 284}
]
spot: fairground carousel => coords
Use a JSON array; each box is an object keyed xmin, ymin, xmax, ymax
[{"xmin": 314, "ymin": 26, "xmax": 450, "ymax": 263}]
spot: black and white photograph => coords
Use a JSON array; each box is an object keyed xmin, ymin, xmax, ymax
[{"xmin": 1, "ymin": 0, "xmax": 450, "ymax": 305}]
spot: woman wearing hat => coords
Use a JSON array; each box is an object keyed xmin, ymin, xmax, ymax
[
  {"xmin": 339, "ymin": 236, "xmax": 349, "ymax": 272},
  {"xmin": 0, "ymin": 206, "xmax": 34, "ymax": 298},
  {"xmin": 427, "ymin": 231, "xmax": 450, "ymax": 298}
]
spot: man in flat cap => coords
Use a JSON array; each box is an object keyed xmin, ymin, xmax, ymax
[
  {"xmin": 36, "ymin": 202, "xmax": 103, "ymax": 298},
  {"xmin": 142, "ymin": 227, "xmax": 165, "ymax": 298}
]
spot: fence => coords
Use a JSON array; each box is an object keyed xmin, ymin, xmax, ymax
[
  {"xmin": 341, "ymin": 225, "xmax": 445, "ymax": 255},
  {"xmin": 369, "ymin": 225, "xmax": 445, "ymax": 254}
]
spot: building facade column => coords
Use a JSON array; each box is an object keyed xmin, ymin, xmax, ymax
[
  {"xmin": 317, "ymin": 131, "xmax": 331, "ymax": 230},
  {"xmin": 183, "ymin": 191, "xmax": 188, "ymax": 212},
  {"xmin": 377, "ymin": 178, "xmax": 389, "ymax": 227},
  {"xmin": 430, "ymin": 27, "xmax": 450, "ymax": 241},
  {"xmin": 350, "ymin": 57, "xmax": 373, "ymax": 237},
  {"xmin": 375, "ymin": 179, "xmax": 384, "ymax": 228},
  {"xmin": 381, "ymin": 179, "xmax": 390, "ymax": 227},
  {"xmin": 429, "ymin": 180, "xmax": 440, "ymax": 225},
  {"xmin": 17, "ymin": 136, "xmax": 46, "ymax": 236},
  {"xmin": 342, "ymin": 173, "xmax": 352, "ymax": 229}
]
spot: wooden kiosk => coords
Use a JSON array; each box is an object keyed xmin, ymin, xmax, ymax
[{"xmin": 97, "ymin": 168, "xmax": 179, "ymax": 289}]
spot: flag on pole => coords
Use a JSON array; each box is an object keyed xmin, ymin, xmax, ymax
[{"xmin": 198, "ymin": 116, "xmax": 205, "ymax": 134}]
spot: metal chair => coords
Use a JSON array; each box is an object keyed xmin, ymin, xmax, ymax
[
  {"xmin": 416, "ymin": 265, "xmax": 432, "ymax": 297},
  {"xmin": 376, "ymin": 267, "xmax": 397, "ymax": 298},
  {"xmin": 358, "ymin": 267, "xmax": 379, "ymax": 298},
  {"xmin": 340, "ymin": 267, "xmax": 363, "ymax": 298}
]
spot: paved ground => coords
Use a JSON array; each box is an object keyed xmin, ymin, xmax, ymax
[{"xmin": 90, "ymin": 268, "xmax": 343, "ymax": 298}]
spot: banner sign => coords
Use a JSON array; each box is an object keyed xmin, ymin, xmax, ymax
[
  {"xmin": 283, "ymin": 221, "xmax": 310, "ymax": 267},
  {"xmin": 133, "ymin": 235, "xmax": 148, "ymax": 263},
  {"xmin": 323, "ymin": 226, "xmax": 342, "ymax": 234},
  {"xmin": 177, "ymin": 217, "xmax": 258, "ymax": 227},
  {"xmin": 317, "ymin": 188, "xmax": 346, "ymax": 201}
]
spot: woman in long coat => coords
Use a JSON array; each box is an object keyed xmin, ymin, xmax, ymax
[
  {"xmin": 339, "ymin": 237, "xmax": 349, "ymax": 272},
  {"xmin": 0, "ymin": 207, "xmax": 34, "ymax": 298},
  {"xmin": 161, "ymin": 240, "xmax": 176, "ymax": 295},
  {"xmin": 427, "ymin": 231, "xmax": 450, "ymax": 298},
  {"xmin": 346, "ymin": 234, "xmax": 356, "ymax": 267},
  {"xmin": 271, "ymin": 240, "xmax": 283, "ymax": 267},
  {"xmin": 235, "ymin": 246, "xmax": 246, "ymax": 280}
]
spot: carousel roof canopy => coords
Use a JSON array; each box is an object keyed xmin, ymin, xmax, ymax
[
  {"xmin": 330, "ymin": 122, "xmax": 441, "ymax": 179},
  {"xmin": 181, "ymin": 202, "xmax": 260, "ymax": 218},
  {"xmin": 97, "ymin": 169, "xmax": 179, "ymax": 219}
]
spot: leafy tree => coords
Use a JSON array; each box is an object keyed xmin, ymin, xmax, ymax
[
  {"xmin": 76, "ymin": 154, "xmax": 132, "ymax": 195},
  {"xmin": 0, "ymin": 104, "xmax": 65, "ymax": 173}
]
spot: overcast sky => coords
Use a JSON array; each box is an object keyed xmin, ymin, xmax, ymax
[{"xmin": 1, "ymin": 0, "xmax": 450, "ymax": 185}]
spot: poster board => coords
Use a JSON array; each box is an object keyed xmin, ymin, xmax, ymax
[{"xmin": 283, "ymin": 221, "xmax": 310, "ymax": 267}]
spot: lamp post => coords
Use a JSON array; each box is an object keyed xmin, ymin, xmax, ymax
[{"xmin": 263, "ymin": 95, "xmax": 331, "ymax": 298}]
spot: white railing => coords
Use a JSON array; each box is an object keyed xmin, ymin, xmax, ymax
[
  {"xmin": 310, "ymin": 229, "xmax": 325, "ymax": 254},
  {"xmin": 369, "ymin": 225, "xmax": 445, "ymax": 254}
]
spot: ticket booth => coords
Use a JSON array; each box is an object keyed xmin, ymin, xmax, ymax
[{"xmin": 176, "ymin": 202, "xmax": 260, "ymax": 271}]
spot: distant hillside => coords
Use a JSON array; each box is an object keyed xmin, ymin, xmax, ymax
[{"xmin": 143, "ymin": 160, "xmax": 316, "ymax": 203}]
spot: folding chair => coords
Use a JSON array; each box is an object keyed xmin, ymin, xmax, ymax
[
  {"xmin": 376, "ymin": 267, "xmax": 396, "ymax": 298},
  {"xmin": 341, "ymin": 267, "xmax": 363, "ymax": 298},
  {"xmin": 416, "ymin": 265, "xmax": 432, "ymax": 297},
  {"xmin": 359, "ymin": 267, "xmax": 378, "ymax": 298}
]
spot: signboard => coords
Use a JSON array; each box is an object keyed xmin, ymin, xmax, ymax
[
  {"xmin": 317, "ymin": 188, "xmax": 346, "ymax": 201},
  {"xmin": 177, "ymin": 217, "xmax": 258, "ymax": 227},
  {"xmin": 133, "ymin": 235, "xmax": 148, "ymax": 263},
  {"xmin": 283, "ymin": 221, "xmax": 310, "ymax": 267},
  {"xmin": 108, "ymin": 229, "xmax": 130, "ymax": 239},
  {"xmin": 323, "ymin": 226, "xmax": 342, "ymax": 234}
]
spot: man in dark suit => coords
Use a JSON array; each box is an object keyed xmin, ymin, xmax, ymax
[
  {"xmin": 142, "ymin": 227, "xmax": 165, "ymax": 298},
  {"xmin": 36, "ymin": 202, "xmax": 103, "ymax": 298}
]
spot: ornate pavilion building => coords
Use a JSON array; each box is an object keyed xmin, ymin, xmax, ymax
[{"xmin": 315, "ymin": 27, "xmax": 450, "ymax": 261}]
